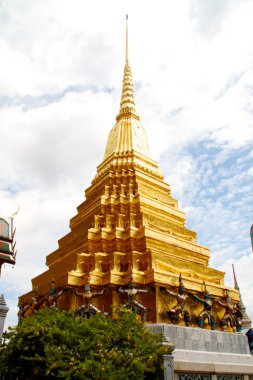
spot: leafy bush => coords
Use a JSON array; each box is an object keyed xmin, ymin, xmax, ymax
[{"xmin": 0, "ymin": 308, "xmax": 171, "ymax": 379}]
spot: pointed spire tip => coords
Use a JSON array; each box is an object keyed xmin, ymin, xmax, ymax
[
  {"xmin": 125, "ymin": 14, "xmax": 128, "ymax": 64},
  {"xmin": 232, "ymin": 263, "xmax": 239, "ymax": 290}
]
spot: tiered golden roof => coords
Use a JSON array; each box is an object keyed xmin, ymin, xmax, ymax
[{"xmin": 21, "ymin": 18, "xmax": 239, "ymax": 326}]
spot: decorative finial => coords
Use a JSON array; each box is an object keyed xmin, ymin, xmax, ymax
[
  {"xmin": 232, "ymin": 263, "xmax": 252, "ymax": 329},
  {"xmin": 0, "ymin": 294, "xmax": 9, "ymax": 338},
  {"xmin": 115, "ymin": 14, "xmax": 138, "ymax": 120},
  {"xmin": 125, "ymin": 14, "xmax": 128, "ymax": 64},
  {"xmin": 11, "ymin": 206, "xmax": 20, "ymax": 219},
  {"xmin": 232, "ymin": 264, "xmax": 239, "ymax": 290}
]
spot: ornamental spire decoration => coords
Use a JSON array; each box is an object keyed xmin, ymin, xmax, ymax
[
  {"xmin": 232, "ymin": 263, "xmax": 239, "ymax": 290},
  {"xmin": 117, "ymin": 15, "xmax": 139, "ymax": 122},
  {"xmin": 0, "ymin": 294, "xmax": 9, "ymax": 338},
  {"xmin": 232, "ymin": 264, "xmax": 252, "ymax": 329},
  {"xmin": 126, "ymin": 14, "xmax": 129, "ymax": 64},
  {"xmin": 104, "ymin": 15, "xmax": 151, "ymax": 160}
]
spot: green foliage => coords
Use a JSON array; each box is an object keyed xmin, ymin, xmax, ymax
[{"xmin": 0, "ymin": 308, "xmax": 171, "ymax": 379}]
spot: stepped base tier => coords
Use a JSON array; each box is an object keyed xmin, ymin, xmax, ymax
[
  {"xmin": 149, "ymin": 324, "xmax": 253, "ymax": 377},
  {"xmin": 20, "ymin": 18, "xmax": 244, "ymax": 332}
]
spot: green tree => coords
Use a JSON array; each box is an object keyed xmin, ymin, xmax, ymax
[{"xmin": 0, "ymin": 308, "xmax": 172, "ymax": 379}]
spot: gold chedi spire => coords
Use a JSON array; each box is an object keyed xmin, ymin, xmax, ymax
[
  {"xmin": 126, "ymin": 14, "xmax": 129, "ymax": 64},
  {"xmin": 19, "ymin": 18, "xmax": 240, "ymax": 331},
  {"xmin": 104, "ymin": 16, "xmax": 151, "ymax": 160},
  {"xmin": 119, "ymin": 60, "xmax": 137, "ymax": 116},
  {"xmin": 118, "ymin": 15, "xmax": 137, "ymax": 117}
]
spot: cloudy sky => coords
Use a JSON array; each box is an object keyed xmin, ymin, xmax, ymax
[{"xmin": 1, "ymin": 0, "xmax": 253, "ymax": 328}]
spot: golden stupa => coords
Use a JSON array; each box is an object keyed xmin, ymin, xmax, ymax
[{"xmin": 20, "ymin": 18, "xmax": 239, "ymax": 328}]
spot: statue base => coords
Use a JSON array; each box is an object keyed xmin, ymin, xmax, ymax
[{"xmin": 148, "ymin": 324, "xmax": 253, "ymax": 378}]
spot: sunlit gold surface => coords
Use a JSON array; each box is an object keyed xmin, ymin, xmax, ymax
[{"xmin": 20, "ymin": 19, "xmax": 239, "ymax": 328}]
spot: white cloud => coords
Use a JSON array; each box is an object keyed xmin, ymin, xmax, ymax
[{"xmin": 189, "ymin": 0, "xmax": 237, "ymax": 37}]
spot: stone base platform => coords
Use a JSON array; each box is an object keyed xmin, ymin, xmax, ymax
[{"xmin": 148, "ymin": 324, "xmax": 253, "ymax": 379}]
